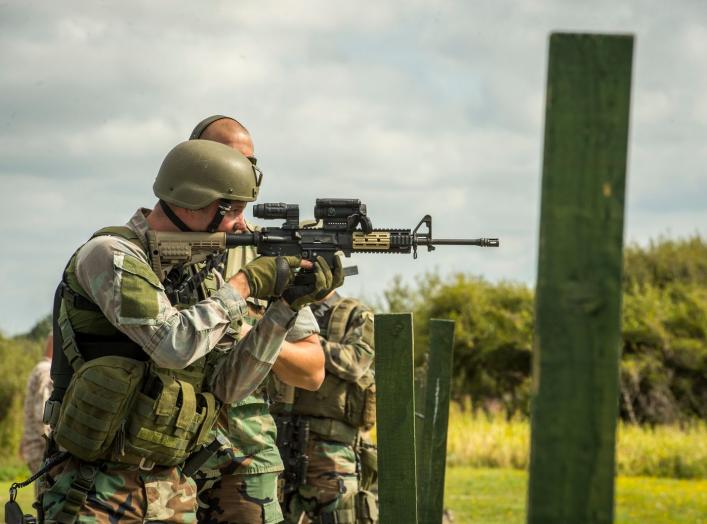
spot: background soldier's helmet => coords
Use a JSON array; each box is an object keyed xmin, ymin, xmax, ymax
[{"xmin": 153, "ymin": 139, "xmax": 261, "ymax": 209}]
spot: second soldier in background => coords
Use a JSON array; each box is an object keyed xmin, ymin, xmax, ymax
[
  {"xmin": 192, "ymin": 116, "xmax": 327, "ymax": 524},
  {"xmin": 271, "ymin": 289, "xmax": 378, "ymax": 524}
]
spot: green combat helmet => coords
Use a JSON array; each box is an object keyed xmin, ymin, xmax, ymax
[
  {"xmin": 153, "ymin": 139, "xmax": 263, "ymax": 232},
  {"xmin": 154, "ymin": 139, "xmax": 261, "ymax": 208}
]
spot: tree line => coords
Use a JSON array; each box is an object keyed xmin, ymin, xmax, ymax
[{"xmin": 382, "ymin": 236, "xmax": 707, "ymax": 425}]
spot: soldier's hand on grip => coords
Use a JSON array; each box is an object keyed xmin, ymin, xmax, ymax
[
  {"xmin": 283, "ymin": 255, "xmax": 344, "ymax": 310},
  {"xmin": 317, "ymin": 255, "xmax": 344, "ymax": 300},
  {"xmin": 239, "ymin": 256, "xmax": 301, "ymax": 299}
]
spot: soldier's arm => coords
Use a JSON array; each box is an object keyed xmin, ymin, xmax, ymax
[
  {"xmin": 208, "ymin": 298, "xmax": 297, "ymax": 403},
  {"xmin": 74, "ymin": 235, "xmax": 293, "ymax": 372},
  {"xmin": 242, "ymin": 307, "xmax": 325, "ymax": 391},
  {"xmin": 271, "ymin": 334, "xmax": 324, "ymax": 391},
  {"xmin": 322, "ymin": 306, "xmax": 375, "ymax": 382}
]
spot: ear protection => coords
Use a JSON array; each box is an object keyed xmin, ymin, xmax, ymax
[{"xmin": 189, "ymin": 115, "xmax": 238, "ymax": 140}]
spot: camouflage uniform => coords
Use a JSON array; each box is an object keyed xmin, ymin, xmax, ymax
[
  {"xmin": 274, "ymin": 292, "xmax": 378, "ymax": 524},
  {"xmin": 43, "ymin": 209, "xmax": 298, "ymax": 523},
  {"xmin": 195, "ymin": 223, "xmax": 320, "ymax": 524},
  {"xmin": 20, "ymin": 357, "xmax": 53, "ymax": 474}
]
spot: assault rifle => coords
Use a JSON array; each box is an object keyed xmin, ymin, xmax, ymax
[
  {"xmin": 147, "ymin": 198, "xmax": 499, "ymax": 297},
  {"xmin": 274, "ymin": 415, "xmax": 310, "ymax": 497}
]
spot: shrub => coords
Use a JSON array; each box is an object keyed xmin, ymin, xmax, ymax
[{"xmin": 0, "ymin": 335, "xmax": 43, "ymax": 459}]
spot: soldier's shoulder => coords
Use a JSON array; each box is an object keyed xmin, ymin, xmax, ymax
[
  {"xmin": 344, "ymin": 299, "xmax": 374, "ymax": 317},
  {"xmin": 77, "ymin": 232, "xmax": 148, "ymax": 267}
]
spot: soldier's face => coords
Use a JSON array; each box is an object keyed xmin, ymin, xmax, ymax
[{"xmin": 221, "ymin": 201, "xmax": 248, "ymax": 232}]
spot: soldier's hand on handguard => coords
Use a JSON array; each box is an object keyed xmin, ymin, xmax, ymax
[
  {"xmin": 282, "ymin": 255, "xmax": 344, "ymax": 310},
  {"xmin": 235, "ymin": 255, "xmax": 303, "ymax": 299}
]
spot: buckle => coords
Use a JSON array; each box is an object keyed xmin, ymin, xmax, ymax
[
  {"xmin": 42, "ymin": 400, "xmax": 61, "ymax": 426},
  {"xmin": 139, "ymin": 457, "xmax": 155, "ymax": 471}
]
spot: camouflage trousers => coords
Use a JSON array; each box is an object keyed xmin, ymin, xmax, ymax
[
  {"xmin": 195, "ymin": 471, "xmax": 283, "ymax": 524},
  {"xmin": 281, "ymin": 437, "xmax": 359, "ymax": 524},
  {"xmin": 42, "ymin": 458, "xmax": 197, "ymax": 523}
]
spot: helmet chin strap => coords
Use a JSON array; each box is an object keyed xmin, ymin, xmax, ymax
[
  {"xmin": 160, "ymin": 199, "xmax": 232, "ymax": 233},
  {"xmin": 206, "ymin": 199, "xmax": 233, "ymax": 233},
  {"xmin": 159, "ymin": 200, "xmax": 193, "ymax": 232}
]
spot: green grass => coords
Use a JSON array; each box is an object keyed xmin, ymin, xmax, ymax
[
  {"xmin": 445, "ymin": 402, "xmax": 707, "ymax": 479},
  {"xmin": 3, "ymin": 467, "xmax": 704, "ymax": 523},
  {"xmin": 443, "ymin": 467, "xmax": 707, "ymax": 524}
]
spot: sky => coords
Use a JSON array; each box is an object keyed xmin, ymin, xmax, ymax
[{"xmin": 1, "ymin": 0, "xmax": 706, "ymax": 335}]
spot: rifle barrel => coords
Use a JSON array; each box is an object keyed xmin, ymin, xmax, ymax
[
  {"xmin": 420, "ymin": 237, "xmax": 500, "ymax": 247},
  {"xmin": 225, "ymin": 233, "xmax": 256, "ymax": 248}
]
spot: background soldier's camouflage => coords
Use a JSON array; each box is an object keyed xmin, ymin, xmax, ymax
[
  {"xmin": 279, "ymin": 292, "xmax": 378, "ymax": 524},
  {"xmin": 20, "ymin": 355, "xmax": 52, "ymax": 474}
]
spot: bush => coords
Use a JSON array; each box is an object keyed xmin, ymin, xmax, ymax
[{"xmin": 0, "ymin": 335, "xmax": 44, "ymax": 460}]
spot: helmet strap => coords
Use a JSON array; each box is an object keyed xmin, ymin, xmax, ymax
[
  {"xmin": 206, "ymin": 200, "xmax": 233, "ymax": 233},
  {"xmin": 159, "ymin": 200, "xmax": 192, "ymax": 232}
]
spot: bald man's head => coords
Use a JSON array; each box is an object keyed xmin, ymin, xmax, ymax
[{"xmin": 200, "ymin": 118, "xmax": 255, "ymax": 158}]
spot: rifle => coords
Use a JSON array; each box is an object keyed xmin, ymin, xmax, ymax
[
  {"xmin": 274, "ymin": 415, "xmax": 310, "ymax": 499},
  {"xmin": 146, "ymin": 198, "xmax": 499, "ymax": 297}
]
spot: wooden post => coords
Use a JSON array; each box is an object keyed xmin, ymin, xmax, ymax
[
  {"xmin": 414, "ymin": 357, "xmax": 426, "ymax": 506},
  {"xmin": 418, "ymin": 319, "xmax": 455, "ymax": 524},
  {"xmin": 375, "ymin": 313, "xmax": 418, "ymax": 524},
  {"xmin": 528, "ymin": 33, "xmax": 633, "ymax": 524}
]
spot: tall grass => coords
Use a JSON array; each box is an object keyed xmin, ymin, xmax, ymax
[{"xmin": 445, "ymin": 401, "xmax": 707, "ymax": 479}]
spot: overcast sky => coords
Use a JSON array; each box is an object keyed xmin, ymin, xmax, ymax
[{"xmin": 1, "ymin": 0, "xmax": 706, "ymax": 335}]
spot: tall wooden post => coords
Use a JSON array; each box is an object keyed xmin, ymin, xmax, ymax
[
  {"xmin": 528, "ymin": 33, "xmax": 633, "ymax": 524},
  {"xmin": 375, "ymin": 313, "xmax": 418, "ymax": 524},
  {"xmin": 418, "ymin": 319, "xmax": 455, "ymax": 524}
]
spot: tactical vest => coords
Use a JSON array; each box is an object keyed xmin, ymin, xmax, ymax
[
  {"xmin": 272, "ymin": 298, "xmax": 376, "ymax": 443},
  {"xmin": 47, "ymin": 226, "xmax": 220, "ymax": 467}
]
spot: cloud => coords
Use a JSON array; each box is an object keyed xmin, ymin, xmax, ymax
[{"xmin": 1, "ymin": 0, "xmax": 706, "ymax": 333}]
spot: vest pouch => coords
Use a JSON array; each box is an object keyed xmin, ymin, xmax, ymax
[
  {"xmin": 54, "ymin": 356, "xmax": 146, "ymax": 461},
  {"xmin": 122, "ymin": 371, "xmax": 218, "ymax": 466},
  {"xmin": 344, "ymin": 381, "xmax": 367, "ymax": 427},
  {"xmin": 294, "ymin": 374, "xmax": 348, "ymax": 422},
  {"xmin": 345, "ymin": 371, "xmax": 376, "ymax": 428},
  {"xmin": 361, "ymin": 383, "xmax": 377, "ymax": 429}
]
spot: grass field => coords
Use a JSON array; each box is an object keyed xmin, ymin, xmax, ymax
[
  {"xmin": 444, "ymin": 467, "xmax": 707, "ymax": 523},
  {"xmin": 2, "ymin": 467, "xmax": 705, "ymax": 523}
]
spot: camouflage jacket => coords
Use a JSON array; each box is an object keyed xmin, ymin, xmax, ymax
[
  {"xmin": 311, "ymin": 292, "xmax": 375, "ymax": 383},
  {"xmin": 71, "ymin": 209, "xmax": 297, "ymax": 403},
  {"xmin": 197, "ymin": 222, "xmax": 319, "ymax": 476},
  {"xmin": 20, "ymin": 357, "xmax": 53, "ymax": 472}
]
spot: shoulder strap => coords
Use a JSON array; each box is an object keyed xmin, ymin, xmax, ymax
[
  {"xmin": 326, "ymin": 298, "xmax": 361, "ymax": 343},
  {"xmin": 91, "ymin": 226, "xmax": 144, "ymax": 250},
  {"xmin": 62, "ymin": 226, "xmax": 144, "ymax": 311}
]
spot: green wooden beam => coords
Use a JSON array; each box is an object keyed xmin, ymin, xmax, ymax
[
  {"xmin": 528, "ymin": 33, "xmax": 633, "ymax": 524},
  {"xmin": 375, "ymin": 313, "xmax": 418, "ymax": 524},
  {"xmin": 414, "ymin": 357, "xmax": 426, "ymax": 505},
  {"xmin": 418, "ymin": 319, "xmax": 455, "ymax": 524}
]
